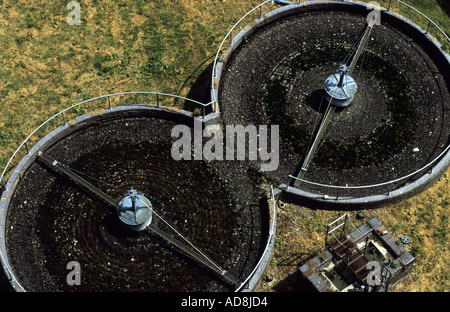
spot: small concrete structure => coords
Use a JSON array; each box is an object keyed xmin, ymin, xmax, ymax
[{"xmin": 299, "ymin": 216, "xmax": 414, "ymax": 292}]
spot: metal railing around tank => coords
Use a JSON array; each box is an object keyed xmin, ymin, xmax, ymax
[
  {"xmin": 0, "ymin": 92, "xmax": 216, "ymax": 189},
  {"xmin": 387, "ymin": 0, "xmax": 449, "ymax": 43},
  {"xmin": 287, "ymin": 138, "xmax": 450, "ymax": 198}
]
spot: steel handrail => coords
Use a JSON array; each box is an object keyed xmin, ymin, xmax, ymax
[
  {"xmin": 211, "ymin": 0, "xmax": 273, "ymax": 104},
  {"xmin": 209, "ymin": 0, "xmax": 450, "ymax": 194},
  {"xmin": 389, "ymin": 0, "xmax": 450, "ymax": 43},
  {"xmin": 1, "ymin": 92, "xmax": 214, "ymax": 188}
]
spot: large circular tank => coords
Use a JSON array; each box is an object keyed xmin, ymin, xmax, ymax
[
  {"xmin": 214, "ymin": 1, "xmax": 450, "ymax": 208},
  {"xmin": 0, "ymin": 104, "xmax": 275, "ymax": 292}
]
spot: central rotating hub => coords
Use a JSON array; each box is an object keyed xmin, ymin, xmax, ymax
[
  {"xmin": 324, "ymin": 64, "xmax": 357, "ymax": 107},
  {"xmin": 117, "ymin": 189, "xmax": 153, "ymax": 231}
]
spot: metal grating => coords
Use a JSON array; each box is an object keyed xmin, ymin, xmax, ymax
[{"xmin": 328, "ymin": 234, "xmax": 371, "ymax": 284}]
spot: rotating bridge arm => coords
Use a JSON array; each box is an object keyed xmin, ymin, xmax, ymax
[
  {"xmin": 37, "ymin": 151, "xmax": 239, "ymax": 288},
  {"xmin": 295, "ymin": 18, "xmax": 375, "ymax": 183},
  {"xmin": 37, "ymin": 151, "xmax": 118, "ymax": 208},
  {"xmin": 348, "ymin": 21, "xmax": 375, "ymax": 76}
]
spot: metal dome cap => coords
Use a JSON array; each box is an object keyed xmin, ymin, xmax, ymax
[
  {"xmin": 324, "ymin": 64, "xmax": 358, "ymax": 107},
  {"xmin": 117, "ymin": 189, "xmax": 153, "ymax": 231}
]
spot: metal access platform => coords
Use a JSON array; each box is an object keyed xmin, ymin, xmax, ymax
[{"xmin": 299, "ymin": 214, "xmax": 414, "ymax": 292}]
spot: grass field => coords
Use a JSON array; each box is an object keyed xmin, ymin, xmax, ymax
[{"xmin": 0, "ymin": 0, "xmax": 449, "ymax": 292}]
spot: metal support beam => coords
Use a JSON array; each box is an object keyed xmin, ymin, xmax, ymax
[
  {"xmin": 295, "ymin": 22, "xmax": 374, "ymax": 184},
  {"xmin": 37, "ymin": 151, "xmax": 118, "ymax": 208},
  {"xmin": 146, "ymin": 224, "xmax": 239, "ymax": 287},
  {"xmin": 325, "ymin": 214, "xmax": 349, "ymax": 247},
  {"xmin": 348, "ymin": 24, "xmax": 373, "ymax": 75}
]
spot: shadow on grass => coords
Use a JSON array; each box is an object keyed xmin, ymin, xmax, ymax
[
  {"xmin": 437, "ymin": 0, "xmax": 450, "ymax": 17},
  {"xmin": 270, "ymin": 270, "xmax": 318, "ymax": 292},
  {"xmin": 175, "ymin": 53, "xmax": 216, "ymax": 115},
  {"xmin": 263, "ymin": 252, "xmax": 319, "ymax": 292}
]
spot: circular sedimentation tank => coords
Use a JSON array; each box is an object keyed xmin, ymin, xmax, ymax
[
  {"xmin": 215, "ymin": 1, "xmax": 450, "ymax": 207},
  {"xmin": 0, "ymin": 107, "xmax": 273, "ymax": 291}
]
